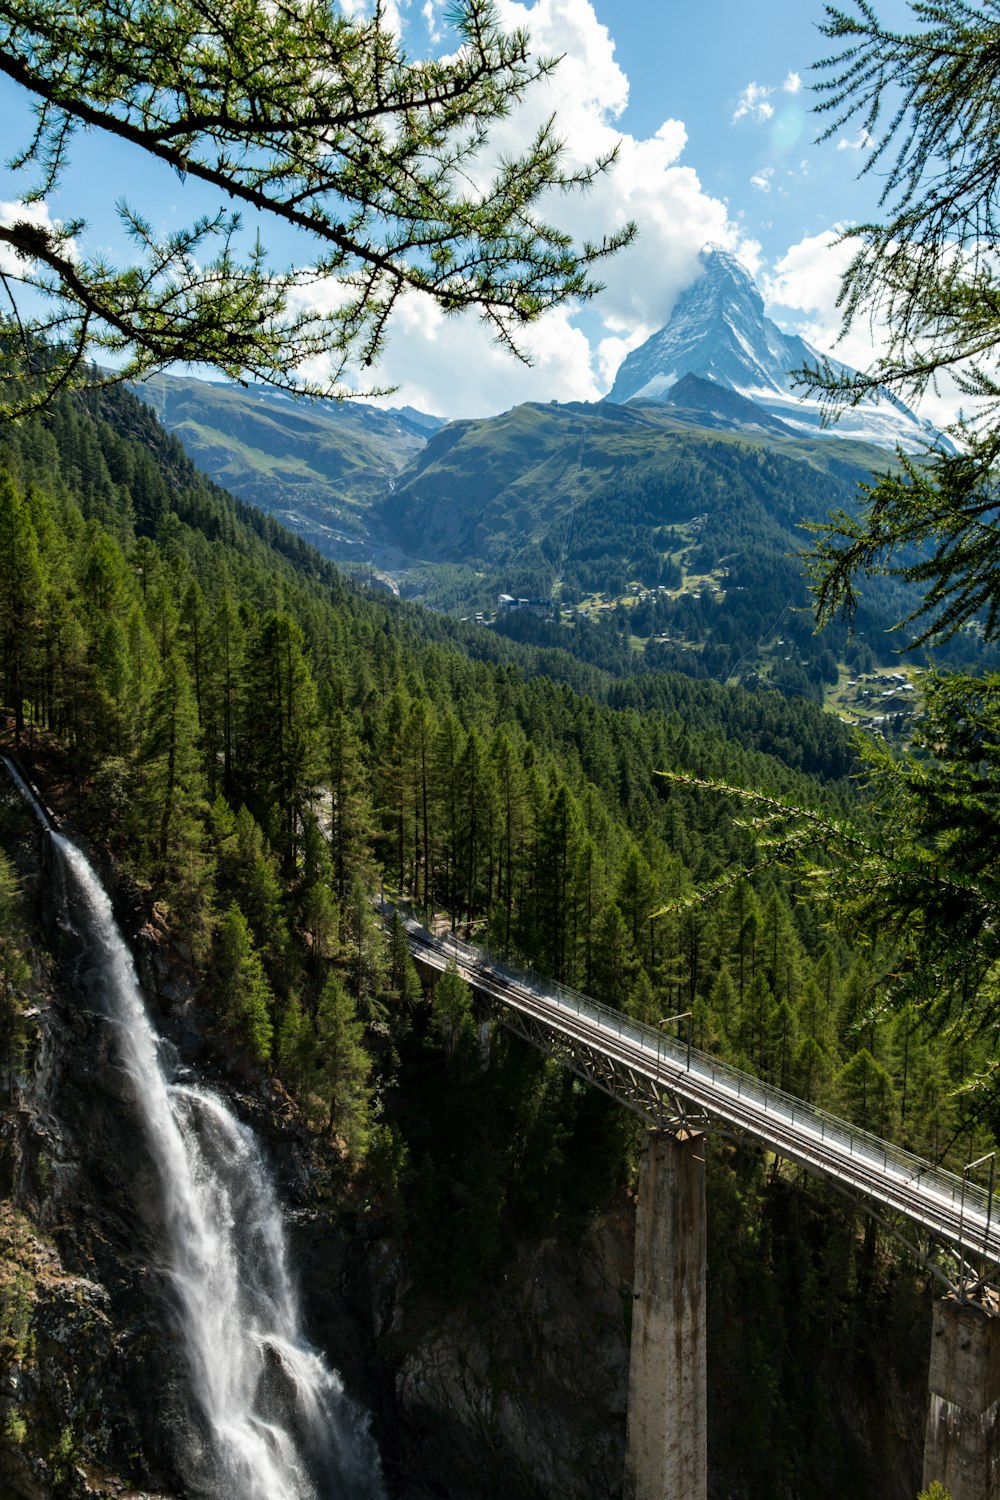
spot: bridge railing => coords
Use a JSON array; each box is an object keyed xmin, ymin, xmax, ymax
[{"xmin": 397, "ymin": 906, "xmax": 995, "ymax": 1231}]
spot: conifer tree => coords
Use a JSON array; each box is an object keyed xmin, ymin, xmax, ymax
[
  {"xmin": 709, "ymin": 965, "xmax": 739, "ymax": 1047},
  {"xmin": 240, "ymin": 611, "xmax": 318, "ymax": 865},
  {"xmin": 0, "ymin": 0, "xmax": 633, "ymax": 414},
  {"xmin": 0, "ymin": 472, "xmax": 44, "ymax": 740},
  {"xmin": 313, "ymin": 974, "xmax": 372, "ymax": 1154},
  {"xmin": 837, "ymin": 1047, "xmax": 896, "ymax": 1138},
  {"xmin": 205, "ymin": 587, "xmax": 244, "ymax": 798},
  {"xmin": 404, "ymin": 699, "xmax": 435, "ymax": 913},
  {"xmin": 140, "ymin": 647, "xmax": 212, "ymax": 942},
  {"xmin": 321, "ymin": 696, "xmax": 372, "ymax": 902},
  {"xmin": 387, "ymin": 912, "xmax": 424, "ymax": 1010},
  {"xmin": 533, "ymin": 782, "xmax": 584, "ymax": 983},
  {"xmin": 455, "ymin": 727, "xmax": 497, "ymax": 932},
  {"xmin": 214, "ymin": 903, "xmax": 274, "ymax": 1063},
  {"xmin": 432, "ymin": 960, "xmax": 476, "ymax": 1058},
  {"xmin": 489, "ymin": 728, "xmax": 528, "ymax": 953},
  {"xmin": 426, "ymin": 711, "xmax": 462, "ymax": 922}
]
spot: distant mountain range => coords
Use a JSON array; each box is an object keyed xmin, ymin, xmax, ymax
[
  {"xmin": 139, "ymin": 373, "xmax": 443, "ymax": 557},
  {"xmin": 137, "ymin": 251, "xmax": 943, "ymax": 567},
  {"xmin": 131, "ymin": 250, "xmax": 970, "ymax": 694},
  {"xmin": 606, "ymin": 247, "xmax": 940, "ymax": 452}
]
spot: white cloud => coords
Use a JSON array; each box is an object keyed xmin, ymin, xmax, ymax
[
  {"xmin": 733, "ymin": 82, "xmax": 774, "ymax": 124},
  {"xmin": 421, "ymin": 0, "xmax": 443, "ymax": 41},
  {"xmin": 763, "ymin": 230, "xmax": 853, "ymax": 332},
  {"xmin": 783, "ymin": 71, "xmax": 802, "ymax": 94},
  {"xmin": 360, "ymin": 292, "xmax": 604, "ymax": 418},
  {"xmin": 337, "ymin": 0, "xmax": 409, "ymax": 34},
  {"xmin": 294, "ymin": 0, "xmax": 750, "ymax": 417},
  {"xmin": 836, "ymin": 128, "xmax": 874, "ymax": 152},
  {"xmin": 751, "ymin": 167, "xmax": 775, "ymax": 194},
  {"xmin": 762, "ymin": 229, "xmax": 969, "ymax": 428},
  {"xmin": 0, "ymin": 200, "xmax": 74, "ymax": 274}
]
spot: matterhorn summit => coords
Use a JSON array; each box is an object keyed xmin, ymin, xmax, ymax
[{"xmin": 606, "ymin": 247, "xmax": 939, "ymax": 451}]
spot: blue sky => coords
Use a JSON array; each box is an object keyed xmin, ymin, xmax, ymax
[{"xmin": 0, "ymin": 0, "xmax": 928, "ymax": 419}]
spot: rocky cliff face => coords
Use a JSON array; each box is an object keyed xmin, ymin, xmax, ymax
[
  {"xmin": 372, "ymin": 1207, "xmax": 633, "ymax": 1499},
  {"xmin": 0, "ymin": 823, "xmax": 186, "ymax": 1499}
]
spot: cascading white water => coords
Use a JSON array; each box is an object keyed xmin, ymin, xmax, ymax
[{"xmin": 5, "ymin": 759, "xmax": 385, "ymax": 1500}]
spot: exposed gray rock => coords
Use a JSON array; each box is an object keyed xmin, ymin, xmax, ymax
[{"xmin": 384, "ymin": 1206, "xmax": 633, "ymax": 1500}]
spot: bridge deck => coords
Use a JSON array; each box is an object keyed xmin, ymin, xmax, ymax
[{"xmin": 401, "ymin": 912, "xmax": 1000, "ymax": 1271}]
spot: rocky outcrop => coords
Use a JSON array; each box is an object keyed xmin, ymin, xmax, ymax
[
  {"xmin": 0, "ymin": 813, "xmax": 187, "ymax": 1499},
  {"xmin": 372, "ymin": 1207, "xmax": 633, "ymax": 1499},
  {"xmin": 0, "ymin": 1203, "xmax": 177, "ymax": 1500}
]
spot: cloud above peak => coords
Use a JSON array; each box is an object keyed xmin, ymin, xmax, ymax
[{"xmin": 311, "ymin": 0, "xmax": 752, "ymax": 417}]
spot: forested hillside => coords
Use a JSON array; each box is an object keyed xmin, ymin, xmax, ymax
[
  {"xmin": 1, "ymin": 378, "xmax": 986, "ymax": 1188},
  {"xmin": 370, "ymin": 397, "xmax": 988, "ymax": 696},
  {"xmin": 140, "ymin": 372, "xmax": 441, "ymax": 557},
  {"xmin": 0, "ymin": 378, "xmax": 990, "ymax": 1498}
]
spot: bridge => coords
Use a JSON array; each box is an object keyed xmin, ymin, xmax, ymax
[{"xmin": 397, "ymin": 906, "xmax": 1000, "ymax": 1500}]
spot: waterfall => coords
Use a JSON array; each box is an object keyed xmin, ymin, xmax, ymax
[{"xmin": 5, "ymin": 759, "xmax": 385, "ymax": 1500}]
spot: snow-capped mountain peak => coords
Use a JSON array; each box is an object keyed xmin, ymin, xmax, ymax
[{"xmin": 605, "ymin": 247, "xmax": 940, "ymax": 451}]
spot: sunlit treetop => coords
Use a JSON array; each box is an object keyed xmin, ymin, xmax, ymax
[{"xmin": 0, "ymin": 0, "xmax": 635, "ymax": 416}]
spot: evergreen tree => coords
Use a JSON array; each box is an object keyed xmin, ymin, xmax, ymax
[
  {"xmin": 489, "ymin": 727, "xmax": 529, "ymax": 953},
  {"xmin": 431, "ymin": 711, "xmax": 465, "ymax": 925},
  {"xmin": 139, "ymin": 647, "xmax": 213, "ymax": 945},
  {"xmin": 321, "ymin": 695, "xmax": 372, "ymax": 903},
  {"xmin": 532, "ymin": 782, "xmax": 585, "ymax": 983},
  {"xmin": 709, "ymin": 965, "xmax": 739, "ymax": 1049},
  {"xmin": 431, "ymin": 960, "xmax": 476, "ymax": 1058},
  {"xmin": 779, "ymin": 2, "xmax": 1000, "ymax": 1055},
  {"xmin": 313, "ymin": 974, "xmax": 372, "ymax": 1154},
  {"xmin": 0, "ymin": 472, "xmax": 44, "ymax": 740},
  {"xmin": 214, "ymin": 903, "xmax": 274, "ymax": 1063},
  {"xmin": 454, "ymin": 727, "xmax": 497, "ymax": 933},
  {"xmin": 344, "ymin": 878, "xmax": 386, "ymax": 1022},
  {"xmin": 837, "ymin": 1047, "xmax": 897, "ymax": 1139},
  {"xmin": 240, "ymin": 611, "xmax": 318, "ymax": 867},
  {"xmin": 0, "ymin": 0, "xmax": 633, "ymax": 412}
]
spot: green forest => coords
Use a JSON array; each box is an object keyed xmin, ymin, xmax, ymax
[
  {"xmin": 371, "ymin": 400, "xmax": 991, "ymax": 705},
  {"xmin": 6, "ymin": 0, "xmax": 1000, "ymax": 1493},
  {"xmin": 1, "ymin": 375, "xmax": 993, "ymax": 1218},
  {"xmin": 0, "ymin": 361, "xmax": 991, "ymax": 1500}
]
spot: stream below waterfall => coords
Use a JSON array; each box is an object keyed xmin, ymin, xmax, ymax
[{"xmin": 5, "ymin": 757, "xmax": 386, "ymax": 1500}]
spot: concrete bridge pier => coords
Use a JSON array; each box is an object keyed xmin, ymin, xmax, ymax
[
  {"xmin": 923, "ymin": 1294, "xmax": 1000, "ymax": 1499},
  {"xmin": 624, "ymin": 1127, "xmax": 707, "ymax": 1500}
]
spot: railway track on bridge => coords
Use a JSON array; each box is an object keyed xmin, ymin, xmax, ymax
[{"xmin": 399, "ymin": 911, "xmax": 1000, "ymax": 1279}]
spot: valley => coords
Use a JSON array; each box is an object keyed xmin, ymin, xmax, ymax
[{"xmin": 140, "ymin": 252, "xmax": 989, "ymax": 737}]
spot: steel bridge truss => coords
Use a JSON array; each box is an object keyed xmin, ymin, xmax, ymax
[
  {"xmin": 400, "ymin": 909, "xmax": 1000, "ymax": 1297},
  {"xmin": 496, "ymin": 1000, "xmax": 711, "ymax": 1134},
  {"xmin": 489, "ymin": 995, "xmax": 999, "ymax": 1296}
]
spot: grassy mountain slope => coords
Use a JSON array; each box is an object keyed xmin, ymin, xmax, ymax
[
  {"xmin": 371, "ymin": 398, "xmax": 939, "ymax": 697},
  {"xmin": 374, "ymin": 397, "xmax": 893, "ymax": 563},
  {"xmin": 139, "ymin": 372, "xmax": 440, "ymax": 557}
]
